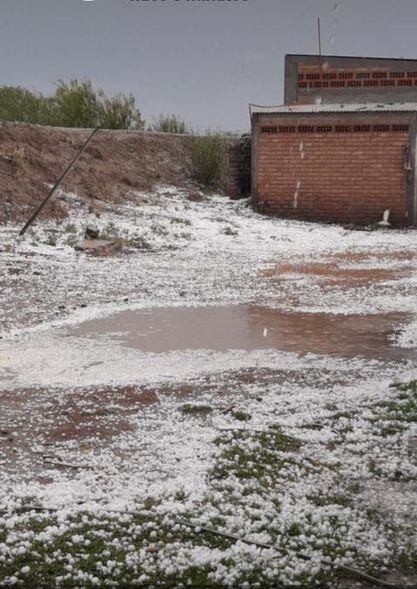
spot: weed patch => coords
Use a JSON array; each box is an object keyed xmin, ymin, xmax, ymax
[
  {"xmin": 64, "ymin": 223, "xmax": 77, "ymax": 234},
  {"xmin": 231, "ymin": 410, "xmax": 252, "ymax": 422},
  {"xmin": 181, "ymin": 404, "xmax": 213, "ymax": 416},
  {"xmin": 170, "ymin": 217, "xmax": 191, "ymax": 226},
  {"xmin": 223, "ymin": 226, "xmax": 238, "ymax": 236},
  {"xmin": 45, "ymin": 234, "xmax": 57, "ymax": 247}
]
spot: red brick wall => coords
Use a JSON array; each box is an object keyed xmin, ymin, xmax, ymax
[
  {"xmin": 254, "ymin": 117, "xmax": 411, "ymax": 225},
  {"xmin": 285, "ymin": 56, "xmax": 417, "ymax": 105}
]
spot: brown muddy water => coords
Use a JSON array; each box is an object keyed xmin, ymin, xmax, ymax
[{"xmin": 67, "ymin": 305, "xmax": 414, "ymax": 362}]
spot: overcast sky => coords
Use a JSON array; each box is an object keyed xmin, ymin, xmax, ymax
[{"xmin": 2, "ymin": 0, "xmax": 417, "ymax": 132}]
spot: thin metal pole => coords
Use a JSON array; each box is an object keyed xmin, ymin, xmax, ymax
[
  {"xmin": 19, "ymin": 128, "xmax": 100, "ymax": 236},
  {"xmin": 318, "ymin": 17, "xmax": 322, "ymax": 56}
]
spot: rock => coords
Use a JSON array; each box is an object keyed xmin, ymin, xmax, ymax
[
  {"xmin": 88, "ymin": 201, "xmax": 104, "ymax": 217},
  {"xmin": 75, "ymin": 239, "xmax": 124, "ymax": 257},
  {"xmin": 84, "ymin": 225, "xmax": 100, "ymax": 239}
]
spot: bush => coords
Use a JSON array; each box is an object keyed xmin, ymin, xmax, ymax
[
  {"xmin": 0, "ymin": 86, "xmax": 51, "ymax": 125},
  {"xmin": 98, "ymin": 90, "xmax": 144, "ymax": 130},
  {"xmin": 53, "ymin": 79, "xmax": 99, "ymax": 128},
  {"xmin": 190, "ymin": 133, "xmax": 226, "ymax": 189},
  {"xmin": 0, "ymin": 79, "xmax": 144, "ymax": 130},
  {"xmin": 151, "ymin": 113, "xmax": 190, "ymax": 134}
]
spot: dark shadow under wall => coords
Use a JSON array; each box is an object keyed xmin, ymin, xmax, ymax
[{"xmin": 226, "ymin": 134, "xmax": 252, "ymax": 200}]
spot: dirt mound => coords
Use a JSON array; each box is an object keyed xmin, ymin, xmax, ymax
[{"xmin": 0, "ymin": 123, "xmax": 194, "ymax": 223}]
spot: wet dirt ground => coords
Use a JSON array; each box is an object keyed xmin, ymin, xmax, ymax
[{"xmin": 0, "ymin": 361, "xmax": 391, "ymax": 484}]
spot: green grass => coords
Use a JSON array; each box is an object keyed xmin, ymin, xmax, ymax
[
  {"xmin": 211, "ymin": 426, "xmax": 300, "ymax": 482},
  {"xmin": 1, "ymin": 507, "xmax": 301, "ymax": 588},
  {"xmin": 323, "ymin": 381, "xmax": 417, "ymax": 481},
  {"xmin": 0, "ymin": 510, "xmax": 232, "ymax": 588},
  {"xmin": 393, "ymin": 543, "xmax": 417, "ymax": 575},
  {"xmin": 307, "ymin": 494, "xmax": 352, "ymax": 508},
  {"xmin": 2, "ymin": 382, "xmax": 416, "ymax": 587}
]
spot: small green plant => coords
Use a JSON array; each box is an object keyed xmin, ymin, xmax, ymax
[
  {"xmin": 170, "ymin": 217, "xmax": 192, "ymax": 226},
  {"xmin": 223, "ymin": 226, "xmax": 238, "ymax": 236},
  {"xmin": 65, "ymin": 235, "xmax": 77, "ymax": 247},
  {"xmin": 45, "ymin": 234, "xmax": 57, "ymax": 247},
  {"xmin": 173, "ymin": 232, "xmax": 192, "ymax": 241},
  {"xmin": 287, "ymin": 522, "xmax": 301, "ymax": 537},
  {"xmin": 347, "ymin": 482, "xmax": 361, "ymax": 494},
  {"xmin": 128, "ymin": 235, "xmax": 152, "ymax": 250},
  {"xmin": 181, "ymin": 404, "xmax": 213, "ymax": 416},
  {"xmin": 150, "ymin": 222, "xmax": 169, "ymax": 237},
  {"xmin": 64, "ymin": 223, "xmax": 77, "ymax": 233},
  {"xmin": 231, "ymin": 411, "xmax": 252, "ymax": 422},
  {"xmin": 99, "ymin": 222, "xmax": 119, "ymax": 240}
]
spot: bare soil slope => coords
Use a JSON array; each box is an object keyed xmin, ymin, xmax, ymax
[{"xmin": 0, "ymin": 123, "xmax": 193, "ymax": 223}]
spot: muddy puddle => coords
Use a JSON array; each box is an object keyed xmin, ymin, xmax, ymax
[
  {"xmin": 261, "ymin": 259, "xmax": 413, "ymax": 288},
  {"xmin": 67, "ymin": 305, "xmax": 415, "ymax": 362}
]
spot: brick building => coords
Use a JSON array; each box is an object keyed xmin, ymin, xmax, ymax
[
  {"xmin": 285, "ymin": 54, "xmax": 417, "ymax": 105},
  {"xmin": 250, "ymin": 55, "xmax": 417, "ymax": 226}
]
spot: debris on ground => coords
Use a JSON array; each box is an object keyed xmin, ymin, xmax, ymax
[{"xmin": 74, "ymin": 238, "xmax": 125, "ymax": 256}]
